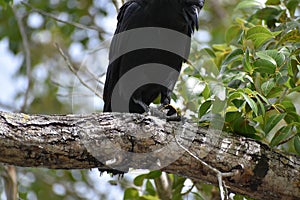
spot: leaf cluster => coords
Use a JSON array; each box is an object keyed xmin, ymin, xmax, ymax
[{"xmin": 183, "ymin": 0, "xmax": 300, "ymax": 154}]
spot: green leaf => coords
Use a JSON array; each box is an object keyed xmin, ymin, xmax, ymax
[
  {"xmin": 287, "ymin": 0, "xmax": 300, "ymax": 16},
  {"xmin": 264, "ymin": 113, "xmax": 286, "ymax": 134},
  {"xmin": 140, "ymin": 195, "xmax": 159, "ymax": 200},
  {"xmin": 228, "ymin": 91, "xmax": 241, "ymax": 103},
  {"xmin": 145, "ymin": 180, "xmax": 156, "ymax": 196},
  {"xmin": 254, "ymin": 92, "xmax": 270, "ymax": 115},
  {"xmin": 276, "ymin": 71, "xmax": 289, "ymax": 85},
  {"xmin": 257, "ymin": 50, "xmax": 285, "ymax": 67},
  {"xmin": 265, "ymin": 87, "xmax": 283, "ymax": 98},
  {"xmin": 232, "ymin": 99, "xmax": 245, "ymax": 110},
  {"xmin": 134, "ymin": 174, "xmax": 146, "ymax": 186},
  {"xmin": 246, "ymin": 26, "xmax": 273, "ymax": 37},
  {"xmin": 152, "ymin": 94, "xmax": 161, "ymax": 104},
  {"xmin": 256, "ymin": 11, "xmax": 282, "ymax": 27},
  {"xmin": 253, "ymin": 59, "xmax": 276, "ymax": 74},
  {"xmin": 234, "ymin": 194, "xmax": 249, "ymax": 200},
  {"xmin": 246, "ymin": 26, "xmax": 274, "ymax": 48},
  {"xmin": 0, "ymin": 0, "xmax": 12, "ymax": 8},
  {"xmin": 270, "ymin": 126, "xmax": 292, "ymax": 147},
  {"xmin": 285, "ymin": 112, "xmax": 300, "ymax": 124},
  {"xmin": 146, "ymin": 170, "xmax": 162, "ymax": 179},
  {"xmin": 202, "ymin": 84, "xmax": 210, "ymax": 99},
  {"xmin": 254, "ymin": 94, "xmax": 266, "ymax": 116},
  {"xmin": 266, "ymin": 0, "xmax": 280, "ymax": 5},
  {"xmin": 232, "ymin": 117, "xmax": 257, "ymax": 136},
  {"xmin": 261, "ymin": 78, "xmax": 275, "ymax": 96},
  {"xmin": 226, "ymin": 25, "xmax": 242, "ymax": 43},
  {"xmin": 212, "ymin": 97, "xmax": 227, "ymax": 114},
  {"xmin": 278, "ymin": 29, "xmax": 300, "ymax": 45},
  {"xmin": 249, "ymin": 34, "xmax": 273, "ymax": 49},
  {"xmin": 239, "ymin": 92, "xmax": 258, "ymax": 116},
  {"xmin": 243, "ymin": 48, "xmax": 252, "ymax": 73},
  {"xmin": 256, "ymin": 51, "xmax": 277, "ymax": 66},
  {"xmin": 255, "ymin": 92, "xmax": 270, "ymax": 104},
  {"xmin": 235, "ymin": 17, "xmax": 248, "ymax": 26},
  {"xmin": 294, "ymin": 135, "xmax": 300, "ymax": 155},
  {"xmin": 209, "ymin": 82, "xmax": 226, "ymax": 101},
  {"xmin": 279, "ymin": 101, "xmax": 297, "ymax": 113},
  {"xmin": 0, "ymin": 1, "xmax": 5, "ymax": 8},
  {"xmin": 225, "ymin": 112, "xmax": 242, "ymax": 123},
  {"xmin": 134, "ymin": 171, "xmax": 162, "ymax": 187},
  {"xmin": 222, "ymin": 49, "xmax": 244, "ymax": 66},
  {"xmin": 199, "ymin": 100, "xmax": 212, "ymax": 118},
  {"xmin": 124, "ymin": 188, "xmax": 139, "ymax": 200},
  {"xmin": 172, "ymin": 176, "xmax": 186, "ymax": 199},
  {"xmin": 235, "ymin": 0, "xmax": 263, "ymax": 10},
  {"xmin": 272, "ymin": 31, "xmax": 282, "ymax": 37},
  {"xmin": 212, "ymin": 44, "xmax": 229, "ymax": 51},
  {"xmin": 253, "ymin": 113, "xmax": 264, "ymax": 125},
  {"xmin": 108, "ymin": 180, "xmax": 118, "ymax": 185},
  {"xmin": 192, "ymin": 192, "xmax": 206, "ymax": 200},
  {"xmin": 201, "ymin": 48, "xmax": 216, "ymax": 58},
  {"xmin": 254, "ymin": 7, "xmax": 282, "ymax": 24},
  {"xmin": 290, "ymin": 86, "xmax": 300, "ymax": 93}
]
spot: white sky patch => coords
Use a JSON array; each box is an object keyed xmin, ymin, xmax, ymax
[
  {"xmin": 52, "ymin": 183, "xmax": 66, "ymax": 196},
  {"xmin": 186, "ymin": 77, "xmax": 206, "ymax": 94},
  {"xmin": 57, "ymin": 12, "xmax": 70, "ymax": 26},
  {"xmin": 27, "ymin": 12, "xmax": 44, "ymax": 29},
  {"xmin": 0, "ymin": 38, "xmax": 24, "ymax": 110},
  {"xmin": 32, "ymin": 30, "xmax": 52, "ymax": 44},
  {"xmin": 68, "ymin": 42, "xmax": 85, "ymax": 63},
  {"xmin": 88, "ymin": 169, "xmax": 124, "ymax": 200},
  {"xmin": 94, "ymin": 14, "xmax": 117, "ymax": 36},
  {"xmin": 194, "ymin": 29, "xmax": 212, "ymax": 43}
]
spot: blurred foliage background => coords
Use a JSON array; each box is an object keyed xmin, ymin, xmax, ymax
[{"xmin": 0, "ymin": 0, "xmax": 299, "ymax": 199}]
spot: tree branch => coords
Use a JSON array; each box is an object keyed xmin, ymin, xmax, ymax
[{"xmin": 0, "ymin": 111, "xmax": 299, "ymax": 200}]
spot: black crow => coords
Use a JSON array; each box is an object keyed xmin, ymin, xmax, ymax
[{"xmin": 103, "ymin": 0, "xmax": 205, "ymax": 115}]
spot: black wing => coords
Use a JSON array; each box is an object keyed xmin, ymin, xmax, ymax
[{"xmin": 103, "ymin": 1, "xmax": 145, "ymax": 112}]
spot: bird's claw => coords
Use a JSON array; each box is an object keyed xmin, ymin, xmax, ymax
[{"xmin": 158, "ymin": 104, "xmax": 181, "ymax": 122}]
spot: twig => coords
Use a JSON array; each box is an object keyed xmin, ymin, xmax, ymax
[
  {"xmin": 83, "ymin": 42, "xmax": 110, "ymax": 85},
  {"xmin": 78, "ymin": 64, "xmax": 105, "ymax": 85},
  {"xmin": 111, "ymin": 0, "xmax": 120, "ymax": 12},
  {"xmin": 55, "ymin": 43, "xmax": 102, "ymax": 99},
  {"xmin": 12, "ymin": 5, "xmax": 32, "ymax": 112},
  {"xmin": 1, "ymin": 165, "xmax": 18, "ymax": 200},
  {"xmin": 175, "ymin": 136, "xmax": 239, "ymax": 200},
  {"xmin": 181, "ymin": 184, "xmax": 195, "ymax": 196},
  {"xmin": 21, "ymin": 1, "xmax": 107, "ymax": 34}
]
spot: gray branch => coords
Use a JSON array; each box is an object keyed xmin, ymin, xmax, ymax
[{"xmin": 0, "ymin": 111, "xmax": 299, "ymax": 200}]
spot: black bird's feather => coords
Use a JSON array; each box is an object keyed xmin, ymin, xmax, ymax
[{"xmin": 103, "ymin": 0, "xmax": 204, "ymax": 113}]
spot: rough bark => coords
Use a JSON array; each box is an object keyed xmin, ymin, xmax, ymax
[{"xmin": 0, "ymin": 111, "xmax": 299, "ymax": 199}]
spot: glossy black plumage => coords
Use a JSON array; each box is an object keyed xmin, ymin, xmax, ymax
[{"xmin": 103, "ymin": 0, "xmax": 204, "ymax": 113}]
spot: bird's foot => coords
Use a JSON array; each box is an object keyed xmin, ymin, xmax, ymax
[
  {"xmin": 157, "ymin": 104, "xmax": 181, "ymax": 122},
  {"xmin": 132, "ymin": 97, "xmax": 150, "ymax": 114}
]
